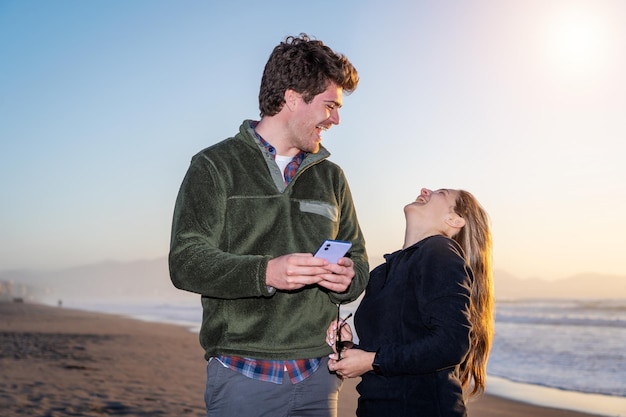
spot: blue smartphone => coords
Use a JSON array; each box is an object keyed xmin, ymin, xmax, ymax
[{"xmin": 314, "ymin": 240, "xmax": 352, "ymax": 264}]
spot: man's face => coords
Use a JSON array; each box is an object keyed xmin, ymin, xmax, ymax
[{"xmin": 287, "ymin": 83, "xmax": 343, "ymax": 154}]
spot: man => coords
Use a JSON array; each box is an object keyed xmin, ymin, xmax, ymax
[{"xmin": 169, "ymin": 33, "xmax": 369, "ymax": 416}]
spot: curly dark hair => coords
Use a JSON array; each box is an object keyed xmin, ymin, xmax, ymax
[{"xmin": 258, "ymin": 33, "xmax": 359, "ymax": 117}]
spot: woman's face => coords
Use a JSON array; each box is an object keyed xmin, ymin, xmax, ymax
[{"xmin": 404, "ymin": 188, "xmax": 460, "ymax": 226}]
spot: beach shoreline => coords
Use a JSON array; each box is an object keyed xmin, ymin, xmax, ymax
[{"xmin": 0, "ymin": 301, "xmax": 613, "ymax": 417}]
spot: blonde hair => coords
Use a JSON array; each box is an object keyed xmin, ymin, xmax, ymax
[{"xmin": 451, "ymin": 190, "xmax": 494, "ymax": 397}]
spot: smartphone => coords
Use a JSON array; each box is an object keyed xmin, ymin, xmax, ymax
[{"xmin": 314, "ymin": 240, "xmax": 352, "ymax": 264}]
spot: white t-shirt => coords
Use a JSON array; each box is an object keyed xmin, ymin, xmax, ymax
[{"xmin": 275, "ymin": 154, "xmax": 292, "ymax": 182}]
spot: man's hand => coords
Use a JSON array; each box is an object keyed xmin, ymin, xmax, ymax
[
  {"xmin": 316, "ymin": 256, "xmax": 355, "ymax": 293},
  {"xmin": 266, "ymin": 254, "xmax": 355, "ymax": 292},
  {"xmin": 266, "ymin": 253, "xmax": 330, "ymax": 290}
]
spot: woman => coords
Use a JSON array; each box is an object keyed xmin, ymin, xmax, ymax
[{"xmin": 327, "ymin": 188, "xmax": 494, "ymax": 417}]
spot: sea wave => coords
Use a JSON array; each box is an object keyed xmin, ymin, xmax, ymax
[
  {"xmin": 495, "ymin": 299, "xmax": 626, "ymax": 328},
  {"xmin": 489, "ymin": 299, "xmax": 626, "ymax": 397}
]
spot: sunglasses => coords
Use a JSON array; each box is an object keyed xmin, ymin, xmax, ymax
[{"xmin": 336, "ymin": 303, "xmax": 354, "ymax": 360}]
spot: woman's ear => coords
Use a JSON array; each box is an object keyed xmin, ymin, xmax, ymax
[{"xmin": 445, "ymin": 214, "xmax": 466, "ymax": 230}]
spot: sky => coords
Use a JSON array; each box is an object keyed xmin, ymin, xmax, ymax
[{"xmin": 1, "ymin": 0, "xmax": 625, "ymax": 282}]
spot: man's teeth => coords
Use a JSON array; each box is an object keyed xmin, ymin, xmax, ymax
[{"xmin": 317, "ymin": 125, "xmax": 328, "ymax": 131}]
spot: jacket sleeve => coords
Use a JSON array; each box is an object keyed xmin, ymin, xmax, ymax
[
  {"xmin": 328, "ymin": 169, "xmax": 369, "ymax": 305},
  {"xmin": 377, "ymin": 238, "xmax": 472, "ymax": 375},
  {"xmin": 168, "ymin": 153, "xmax": 273, "ymax": 299}
]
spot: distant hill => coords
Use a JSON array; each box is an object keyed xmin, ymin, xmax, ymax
[
  {"xmin": 0, "ymin": 257, "xmax": 196, "ymax": 304},
  {"xmin": 493, "ymin": 269, "xmax": 625, "ymax": 300},
  {"xmin": 0, "ymin": 257, "xmax": 624, "ymax": 304}
]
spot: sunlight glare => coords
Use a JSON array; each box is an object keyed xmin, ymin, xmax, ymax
[{"xmin": 543, "ymin": 8, "xmax": 610, "ymax": 80}]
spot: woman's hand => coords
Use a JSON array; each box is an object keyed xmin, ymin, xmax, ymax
[
  {"xmin": 327, "ymin": 348, "xmax": 376, "ymax": 379},
  {"xmin": 325, "ymin": 320, "xmax": 374, "ymax": 378},
  {"xmin": 325, "ymin": 319, "xmax": 353, "ymax": 354}
]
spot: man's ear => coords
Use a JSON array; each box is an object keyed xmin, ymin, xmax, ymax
[
  {"xmin": 284, "ymin": 89, "xmax": 300, "ymax": 111},
  {"xmin": 445, "ymin": 214, "xmax": 466, "ymax": 230}
]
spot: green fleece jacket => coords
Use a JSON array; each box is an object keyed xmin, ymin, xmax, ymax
[{"xmin": 169, "ymin": 120, "xmax": 369, "ymax": 361}]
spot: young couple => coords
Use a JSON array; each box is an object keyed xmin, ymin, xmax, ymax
[{"xmin": 170, "ymin": 33, "xmax": 493, "ymax": 417}]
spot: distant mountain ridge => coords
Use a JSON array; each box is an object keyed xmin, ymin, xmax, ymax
[
  {"xmin": 1, "ymin": 257, "xmax": 624, "ymax": 304},
  {"xmin": 494, "ymin": 269, "xmax": 625, "ymax": 300},
  {"xmin": 0, "ymin": 257, "xmax": 195, "ymax": 304}
]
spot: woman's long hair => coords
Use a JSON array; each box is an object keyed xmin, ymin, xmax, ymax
[{"xmin": 451, "ymin": 190, "xmax": 494, "ymax": 397}]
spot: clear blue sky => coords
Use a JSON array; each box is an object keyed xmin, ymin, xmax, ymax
[{"xmin": 1, "ymin": 0, "xmax": 625, "ymax": 282}]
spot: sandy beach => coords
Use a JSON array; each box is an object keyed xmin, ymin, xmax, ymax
[{"xmin": 0, "ymin": 301, "xmax": 603, "ymax": 417}]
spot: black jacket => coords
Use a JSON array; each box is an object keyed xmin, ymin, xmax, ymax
[{"xmin": 354, "ymin": 235, "xmax": 473, "ymax": 417}]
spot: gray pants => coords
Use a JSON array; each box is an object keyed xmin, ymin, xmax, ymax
[{"xmin": 205, "ymin": 357, "xmax": 343, "ymax": 417}]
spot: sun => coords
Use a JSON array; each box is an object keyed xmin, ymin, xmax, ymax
[
  {"xmin": 542, "ymin": 7, "xmax": 612, "ymax": 80},
  {"xmin": 552, "ymin": 12, "xmax": 601, "ymax": 64}
]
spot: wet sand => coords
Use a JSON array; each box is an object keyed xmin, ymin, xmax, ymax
[{"xmin": 0, "ymin": 302, "xmax": 602, "ymax": 416}]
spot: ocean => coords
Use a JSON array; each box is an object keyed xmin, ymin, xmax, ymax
[
  {"xmin": 64, "ymin": 297, "xmax": 626, "ymax": 417},
  {"xmin": 487, "ymin": 299, "xmax": 626, "ymax": 417},
  {"xmin": 489, "ymin": 299, "xmax": 626, "ymax": 397}
]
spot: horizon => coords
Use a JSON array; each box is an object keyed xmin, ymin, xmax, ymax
[
  {"xmin": 1, "ymin": 1, "xmax": 625, "ymax": 291},
  {"xmin": 2, "ymin": 256, "xmax": 624, "ymax": 305},
  {"xmin": 1, "ymin": 253, "xmax": 625, "ymax": 282}
]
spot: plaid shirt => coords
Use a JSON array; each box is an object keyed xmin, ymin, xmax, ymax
[
  {"xmin": 216, "ymin": 122, "xmax": 319, "ymax": 384},
  {"xmin": 251, "ymin": 120, "xmax": 306, "ymax": 183},
  {"xmin": 215, "ymin": 355, "xmax": 322, "ymax": 384}
]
